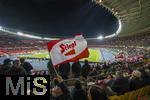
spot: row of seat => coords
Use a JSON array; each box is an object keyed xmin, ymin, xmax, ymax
[{"xmin": 109, "ymin": 85, "xmax": 150, "ymax": 100}]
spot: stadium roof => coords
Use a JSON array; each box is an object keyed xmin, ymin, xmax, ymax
[
  {"xmin": 0, "ymin": 0, "xmax": 118, "ymax": 38},
  {"xmin": 98, "ymin": 0, "xmax": 150, "ymax": 36},
  {"xmin": 0, "ymin": 0, "xmax": 149, "ymax": 39}
]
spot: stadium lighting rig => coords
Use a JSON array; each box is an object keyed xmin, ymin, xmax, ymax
[
  {"xmin": 0, "ymin": 0, "xmax": 122, "ymax": 41},
  {"xmin": 0, "ymin": 20, "xmax": 122, "ymax": 40},
  {"xmin": 116, "ymin": 20, "xmax": 122, "ymax": 35},
  {"xmin": 17, "ymin": 32, "xmax": 42, "ymax": 39},
  {"xmin": 97, "ymin": 35, "xmax": 103, "ymax": 40},
  {"xmin": 0, "ymin": 26, "xmax": 2, "ymax": 30},
  {"xmin": 0, "ymin": 18, "xmax": 122, "ymax": 40},
  {"xmin": 92, "ymin": 0, "xmax": 103, "ymax": 3},
  {"xmin": 17, "ymin": 32, "xmax": 24, "ymax": 35}
]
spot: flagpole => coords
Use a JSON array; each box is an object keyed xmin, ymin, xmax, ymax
[{"xmin": 48, "ymin": 53, "xmax": 59, "ymax": 77}]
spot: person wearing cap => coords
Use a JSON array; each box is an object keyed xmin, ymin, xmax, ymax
[{"xmin": 0, "ymin": 58, "xmax": 13, "ymax": 75}]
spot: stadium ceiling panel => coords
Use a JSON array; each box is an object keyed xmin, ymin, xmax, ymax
[{"xmin": 98, "ymin": 0, "xmax": 150, "ymax": 36}]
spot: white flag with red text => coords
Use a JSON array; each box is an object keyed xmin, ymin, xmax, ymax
[{"xmin": 47, "ymin": 35, "xmax": 89, "ymax": 66}]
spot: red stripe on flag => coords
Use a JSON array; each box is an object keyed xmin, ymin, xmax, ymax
[
  {"xmin": 54, "ymin": 47, "xmax": 89, "ymax": 67},
  {"xmin": 64, "ymin": 49, "xmax": 76, "ymax": 56},
  {"xmin": 47, "ymin": 39, "xmax": 62, "ymax": 52}
]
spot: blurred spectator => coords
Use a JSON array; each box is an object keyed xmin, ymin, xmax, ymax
[
  {"xmin": 71, "ymin": 61, "xmax": 81, "ymax": 78},
  {"xmin": 111, "ymin": 71, "xmax": 130, "ymax": 95},
  {"xmin": 59, "ymin": 62, "xmax": 70, "ymax": 80},
  {"xmin": 9, "ymin": 59, "xmax": 27, "ymax": 75},
  {"xmin": 51, "ymin": 76, "xmax": 72, "ymax": 100},
  {"xmin": 138, "ymin": 68, "xmax": 150, "ymax": 86},
  {"xmin": 96, "ymin": 80, "xmax": 116, "ymax": 96},
  {"xmin": 87, "ymin": 85, "xmax": 108, "ymax": 100},
  {"xmin": 81, "ymin": 60, "xmax": 91, "ymax": 78},
  {"xmin": 104, "ymin": 74, "xmax": 114, "ymax": 87},
  {"xmin": 129, "ymin": 70, "xmax": 143, "ymax": 91},
  {"xmin": 72, "ymin": 80, "xmax": 88, "ymax": 100},
  {"xmin": 20, "ymin": 58, "xmax": 33, "ymax": 75},
  {"xmin": 0, "ymin": 58, "xmax": 13, "ymax": 75}
]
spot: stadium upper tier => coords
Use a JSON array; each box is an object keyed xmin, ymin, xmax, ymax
[{"xmin": 0, "ymin": 31, "xmax": 149, "ymax": 54}]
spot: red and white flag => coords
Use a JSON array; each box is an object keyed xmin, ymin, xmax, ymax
[{"xmin": 47, "ymin": 35, "xmax": 89, "ymax": 66}]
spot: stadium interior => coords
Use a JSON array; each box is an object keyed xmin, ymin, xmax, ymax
[{"xmin": 0, "ymin": 0, "xmax": 150, "ymax": 99}]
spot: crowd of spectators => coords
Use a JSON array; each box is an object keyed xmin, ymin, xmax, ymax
[
  {"xmin": 0, "ymin": 58, "xmax": 33, "ymax": 75},
  {"xmin": 0, "ymin": 34, "xmax": 48, "ymax": 55},
  {"xmin": 0, "ymin": 32, "xmax": 150, "ymax": 99},
  {"xmin": 89, "ymin": 33, "xmax": 150, "ymax": 47},
  {"xmin": 0, "ymin": 53, "xmax": 150, "ymax": 100},
  {"xmin": 49, "ymin": 59, "xmax": 150, "ymax": 100}
]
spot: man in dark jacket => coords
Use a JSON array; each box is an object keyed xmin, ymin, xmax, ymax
[
  {"xmin": 20, "ymin": 58, "xmax": 33, "ymax": 75},
  {"xmin": 9, "ymin": 59, "xmax": 27, "ymax": 75},
  {"xmin": 0, "ymin": 59, "xmax": 13, "ymax": 75},
  {"xmin": 81, "ymin": 60, "xmax": 91, "ymax": 78},
  {"xmin": 71, "ymin": 61, "xmax": 81, "ymax": 78},
  {"xmin": 72, "ymin": 80, "xmax": 88, "ymax": 100},
  {"xmin": 111, "ymin": 71, "xmax": 130, "ymax": 95},
  {"xmin": 129, "ymin": 70, "xmax": 143, "ymax": 91},
  {"xmin": 138, "ymin": 68, "xmax": 150, "ymax": 86},
  {"xmin": 59, "ymin": 62, "xmax": 70, "ymax": 80}
]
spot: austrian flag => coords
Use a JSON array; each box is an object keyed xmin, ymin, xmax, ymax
[{"xmin": 47, "ymin": 35, "xmax": 89, "ymax": 66}]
